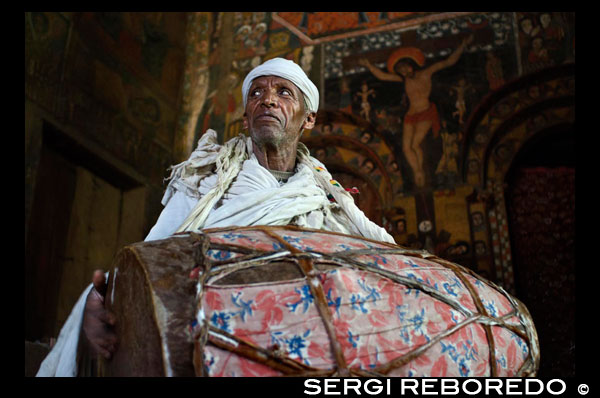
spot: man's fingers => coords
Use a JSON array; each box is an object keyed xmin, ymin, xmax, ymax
[
  {"xmin": 98, "ymin": 338, "xmax": 117, "ymax": 351},
  {"xmin": 94, "ymin": 344, "xmax": 112, "ymax": 359},
  {"xmin": 105, "ymin": 333, "xmax": 118, "ymax": 347},
  {"xmin": 83, "ymin": 285, "xmax": 118, "ymax": 359},
  {"xmin": 91, "ymin": 269, "xmax": 108, "ymax": 297},
  {"xmin": 96, "ymin": 308, "xmax": 116, "ymax": 326},
  {"xmin": 94, "ymin": 336, "xmax": 117, "ymax": 358},
  {"xmin": 106, "ymin": 311, "xmax": 116, "ymax": 326}
]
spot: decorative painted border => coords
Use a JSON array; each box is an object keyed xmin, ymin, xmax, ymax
[{"xmin": 272, "ymin": 12, "xmax": 477, "ymax": 45}]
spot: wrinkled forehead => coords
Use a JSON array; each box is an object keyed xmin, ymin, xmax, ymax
[{"xmin": 248, "ymin": 75, "xmax": 300, "ymax": 91}]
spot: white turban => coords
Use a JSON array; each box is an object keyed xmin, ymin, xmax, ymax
[{"xmin": 242, "ymin": 57, "xmax": 319, "ymax": 113}]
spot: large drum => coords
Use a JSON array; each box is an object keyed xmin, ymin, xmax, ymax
[{"xmin": 103, "ymin": 225, "xmax": 539, "ymax": 377}]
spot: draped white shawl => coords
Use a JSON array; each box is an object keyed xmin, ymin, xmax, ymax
[{"xmin": 163, "ymin": 129, "xmax": 394, "ymax": 243}]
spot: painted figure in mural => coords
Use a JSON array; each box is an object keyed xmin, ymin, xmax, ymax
[
  {"xmin": 37, "ymin": 58, "xmax": 394, "ymax": 377},
  {"xmin": 528, "ymin": 37, "xmax": 551, "ymax": 66},
  {"xmin": 359, "ymin": 34, "xmax": 473, "ymax": 188},
  {"xmin": 435, "ymin": 120, "xmax": 460, "ymax": 187},
  {"xmin": 235, "ymin": 25, "xmax": 251, "ymax": 50},
  {"xmin": 300, "ymin": 46, "xmax": 315, "ymax": 73},
  {"xmin": 29, "ymin": 12, "xmax": 50, "ymax": 40},
  {"xmin": 445, "ymin": 241, "xmax": 470, "ymax": 258},
  {"xmin": 474, "ymin": 240, "xmax": 487, "ymax": 256},
  {"xmin": 321, "ymin": 122, "xmax": 333, "ymax": 135},
  {"xmin": 449, "ymin": 77, "xmax": 473, "ymax": 125},
  {"xmin": 519, "ymin": 17, "xmax": 540, "ymax": 39},
  {"xmin": 485, "ymin": 51, "xmax": 505, "ymax": 91},
  {"xmin": 360, "ymin": 158, "xmax": 376, "ymax": 174},
  {"xmin": 314, "ymin": 147, "xmax": 327, "ymax": 162},
  {"xmin": 391, "ymin": 216, "xmax": 407, "ymax": 244},
  {"xmin": 527, "ymin": 85, "xmax": 542, "ymax": 101},
  {"xmin": 339, "ymin": 77, "xmax": 353, "ymax": 114},
  {"xmin": 203, "ymin": 71, "xmax": 243, "ymax": 141},
  {"xmin": 539, "ymin": 12, "xmax": 566, "ymax": 47},
  {"xmin": 355, "ymin": 81, "xmax": 376, "ymax": 122},
  {"xmin": 433, "ymin": 229, "xmax": 451, "ymax": 257},
  {"xmin": 360, "ymin": 130, "xmax": 373, "ymax": 144},
  {"xmin": 467, "ymin": 158, "xmax": 480, "ymax": 176},
  {"xmin": 471, "ymin": 211, "xmax": 485, "ymax": 231},
  {"xmin": 26, "ymin": 12, "xmax": 64, "ymax": 79},
  {"xmin": 245, "ymin": 22, "xmax": 267, "ymax": 56},
  {"xmin": 395, "ymin": 218, "xmax": 406, "ymax": 235},
  {"xmin": 375, "ymin": 108, "xmax": 391, "ymax": 130}
]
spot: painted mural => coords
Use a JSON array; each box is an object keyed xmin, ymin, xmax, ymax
[
  {"xmin": 196, "ymin": 12, "xmax": 574, "ymax": 289},
  {"xmin": 274, "ymin": 12, "xmax": 432, "ymax": 41},
  {"xmin": 25, "ymin": 12, "xmax": 189, "ymax": 236},
  {"xmin": 323, "ymin": 12, "xmax": 519, "ymax": 193},
  {"xmin": 516, "ymin": 12, "xmax": 575, "ymax": 74}
]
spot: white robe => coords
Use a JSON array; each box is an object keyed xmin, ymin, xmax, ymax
[
  {"xmin": 36, "ymin": 131, "xmax": 394, "ymax": 376},
  {"xmin": 146, "ymin": 152, "xmax": 394, "ymax": 243}
]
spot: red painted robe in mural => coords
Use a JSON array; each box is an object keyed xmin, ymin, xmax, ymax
[{"xmin": 403, "ymin": 103, "xmax": 442, "ymax": 138}]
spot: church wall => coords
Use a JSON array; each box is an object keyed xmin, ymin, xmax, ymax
[
  {"xmin": 25, "ymin": 11, "xmax": 188, "ymax": 240},
  {"xmin": 198, "ymin": 12, "xmax": 575, "ymax": 290},
  {"xmin": 25, "ymin": 12, "xmax": 189, "ymax": 339}
]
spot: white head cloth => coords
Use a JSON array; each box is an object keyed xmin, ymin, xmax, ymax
[{"xmin": 242, "ymin": 57, "xmax": 320, "ymax": 113}]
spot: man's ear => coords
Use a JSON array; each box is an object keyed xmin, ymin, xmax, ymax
[{"xmin": 302, "ymin": 112, "xmax": 317, "ymax": 130}]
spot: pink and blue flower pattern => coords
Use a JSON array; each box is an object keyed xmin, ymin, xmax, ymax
[{"xmin": 198, "ymin": 228, "xmax": 534, "ymax": 377}]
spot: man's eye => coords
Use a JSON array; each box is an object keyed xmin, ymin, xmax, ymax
[
  {"xmin": 280, "ymin": 89, "xmax": 292, "ymax": 96},
  {"xmin": 250, "ymin": 89, "xmax": 261, "ymax": 97}
]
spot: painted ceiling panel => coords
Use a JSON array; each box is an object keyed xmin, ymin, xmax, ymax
[{"xmin": 272, "ymin": 12, "xmax": 475, "ymax": 44}]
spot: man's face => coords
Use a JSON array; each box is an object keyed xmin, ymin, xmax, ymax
[{"xmin": 243, "ymin": 75, "xmax": 315, "ymax": 147}]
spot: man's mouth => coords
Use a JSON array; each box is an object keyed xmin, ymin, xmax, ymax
[{"xmin": 255, "ymin": 113, "xmax": 281, "ymax": 123}]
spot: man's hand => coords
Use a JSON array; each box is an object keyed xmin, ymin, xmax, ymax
[{"xmin": 82, "ymin": 270, "xmax": 117, "ymax": 359}]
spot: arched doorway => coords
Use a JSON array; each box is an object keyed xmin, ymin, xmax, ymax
[{"xmin": 504, "ymin": 126, "xmax": 575, "ymax": 377}]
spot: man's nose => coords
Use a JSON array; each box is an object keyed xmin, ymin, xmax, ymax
[{"xmin": 261, "ymin": 90, "xmax": 277, "ymax": 107}]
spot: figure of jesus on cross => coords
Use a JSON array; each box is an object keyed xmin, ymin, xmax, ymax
[{"xmin": 360, "ymin": 34, "xmax": 473, "ymax": 188}]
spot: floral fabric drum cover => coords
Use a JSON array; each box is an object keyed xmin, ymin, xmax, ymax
[{"xmin": 189, "ymin": 226, "xmax": 539, "ymax": 377}]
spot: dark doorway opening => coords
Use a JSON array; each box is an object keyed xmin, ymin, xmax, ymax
[
  {"xmin": 505, "ymin": 125, "xmax": 575, "ymax": 377},
  {"xmin": 25, "ymin": 121, "xmax": 146, "ymax": 343}
]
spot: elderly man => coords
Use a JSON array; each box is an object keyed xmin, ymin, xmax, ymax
[{"xmin": 37, "ymin": 58, "xmax": 394, "ymax": 376}]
